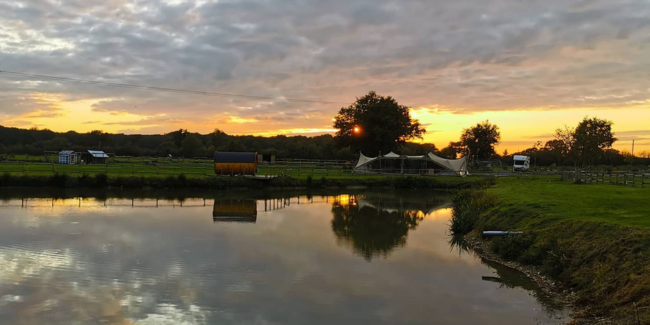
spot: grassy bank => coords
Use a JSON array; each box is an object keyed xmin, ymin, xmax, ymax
[
  {"xmin": 0, "ymin": 172, "xmax": 494, "ymax": 190},
  {"xmin": 452, "ymin": 178, "xmax": 650, "ymax": 322}
]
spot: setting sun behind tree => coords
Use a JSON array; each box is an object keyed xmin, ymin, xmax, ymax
[{"xmin": 332, "ymin": 91, "xmax": 425, "ymax": 155}]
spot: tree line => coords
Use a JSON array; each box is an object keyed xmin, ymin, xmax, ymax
[
  {"xmin": 0, "ymin": 125, "xmax": 437, "ymax": 161},
  {"xmin": 1, "ymin": 91, "xmax": 648, "ymax": 167},
  {"xmin": 332, "ymin": 92, "xmax": 648, "ymax": 168},
  {"xmin": 444, "ymin": 117, "xmax": 649, "ymax": 168}
]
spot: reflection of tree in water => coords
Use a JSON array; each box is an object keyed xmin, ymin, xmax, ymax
[
  {"xmin": 448, "ymin": 234, "xmax": 472, "ymax": 256},
  {"xmin": 331, "ymin": 201, "xmax": 424, "ymax": 261}
]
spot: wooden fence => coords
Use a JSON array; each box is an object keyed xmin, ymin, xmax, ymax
[{"xmin": 561, "ymin": 171, "xmax": 649, "ymax": 187}]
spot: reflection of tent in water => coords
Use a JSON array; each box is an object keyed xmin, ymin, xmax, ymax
[
  {"xmin": 356, "ymin": 196, "xmax": 449, "ymax": 215},
  {"xmin": 212, "ymin": 199, "xmax": 257, "ymax": 223}
]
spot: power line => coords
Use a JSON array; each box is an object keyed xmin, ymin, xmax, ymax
[{"xmin": 0, "ymin": 69, "xmax": 343, "ymax": 104}]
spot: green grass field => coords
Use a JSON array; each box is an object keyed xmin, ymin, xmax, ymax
[
  {"xmin": 0, "ymin": 159, "xmax": 401, "ymax": 180},
  {"xmin": 488, "ymin": 177, "xmax": 650, "ymax": 228},
  {"xmin": 0, "ymin": 162, "xmax": 214, "ymax": 177}
]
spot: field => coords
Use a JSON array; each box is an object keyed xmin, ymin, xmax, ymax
[
  {"xmin": 0, "ymin": 157, "xmax": 356, "ymax": 179},
  {"xmin": 0, "ymin": 156, "xmax": 474, "ymax": 181},
  {"xmin": 488, "ymin": 177, "xmax": 650, "ymax": 228}
]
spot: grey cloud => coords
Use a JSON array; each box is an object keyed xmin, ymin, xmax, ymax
[{"xmin": 1, "ymin": 0, "xmax": 650, "ymax": 128}]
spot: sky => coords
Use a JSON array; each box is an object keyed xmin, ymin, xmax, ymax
[{"xmin": 0, "ymin": 0, "xmax": 649, "ymax": 153}]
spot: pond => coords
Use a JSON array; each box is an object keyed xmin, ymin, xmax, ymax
[{"xmin": 0, "ymin": 190, "xmax": 572, "ymax": 324}]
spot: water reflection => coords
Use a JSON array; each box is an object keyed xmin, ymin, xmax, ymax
[
  {"xmin": 330, "ymin": 193, "xmax": 449, "ymax": 261},
  {"xmin": 0, "ymin": 190, "xmax": 572, "ymax": 325},
  {"xmin": 212, "ymin": 199, "xmax": 257, "ymax": 223},
  {"xmin": 448, "ymin": 234, "xmax": 472, "ymax": 256},
  {"xmin": 480, "ymin": 258, "xmax": 567, "ymax": 312}
]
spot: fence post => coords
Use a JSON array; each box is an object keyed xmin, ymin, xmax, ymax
[{"xmin": 632, "ymin": 174, "xmax": 635, "ymax": 187}]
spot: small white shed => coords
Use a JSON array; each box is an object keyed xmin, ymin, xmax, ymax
[{"xmin": 58, "ymin": 150, "xmax": 77, "ymax": 164}]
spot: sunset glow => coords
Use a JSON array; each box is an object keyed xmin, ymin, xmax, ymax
[{"xmin": 1, "ymin": 0, "xmax": 649, "ymax": 153}]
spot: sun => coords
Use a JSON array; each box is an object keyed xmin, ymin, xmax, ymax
[{"xmin": 354, "ymin": 126, "xmax": 360, "ymax": 133}]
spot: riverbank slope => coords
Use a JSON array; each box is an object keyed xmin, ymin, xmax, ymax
[
  {"xmin": 0, "ymin": 173, "xmax": 495, "ymax": 190},
  {"xmin": 455, "ymin": 178, "xmax": 650, "ymax": 323}
]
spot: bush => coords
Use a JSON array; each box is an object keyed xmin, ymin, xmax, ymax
[
  {"xmin": 449, "ymin": 209, "xmax": 476, "ymax": 235},
  {"xmin": 1, "ymin": 172, "xmax": 12, "ymax": 186},
  {"xmin": 177, "ymin": 173, "xmax": 187, "ymax": 187},
  {"xmin": 95, "ymin": 173, "xmax": 108, "ymax": 187},
  {"xmin": 50, "ymin": 173, "xmax": 69, "ymax": 188},
  {"xmin": 490, "ymin": 234, "xmax": 535, "ymax": 261},
  {"xmin": 449, "ymin": 189, "xmax": 498, "ymax": 235}
]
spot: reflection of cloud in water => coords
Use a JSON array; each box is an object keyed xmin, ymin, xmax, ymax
[
  {"xmin": 0, "ymin": 248, "xmax": 75, "ymax": 280},
  {"xmin": 0, "ymin": 193, "xmax": 571, "ymax": 325},
  {"xmin": 424, "ymin": 207, "xmax": 454, "ymax": 220},
  {"xmin": 134, "ymin": 304, "xmax": 209, "ymax": 325}
]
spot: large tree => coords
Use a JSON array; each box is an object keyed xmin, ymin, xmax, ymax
[
  {"xmin": 572, "ymin": 117, "xmax": 617, "ymax": 167},
  {"xmin": 544, "ymin": 139, "xmax": 567, "ymax": 165},
  {"xmin": 460, "ymin": 120, "xmax": 501, "ymax": 159},
  {"xmin": 333, "ymin": 91, "xmax": 425, "ymax": 155},
  {"xmin": 181, "ymin": 134, "xmax": 203, "ymax": 158},
  {"xmin": 439, "ymin": 141, "xmax": 464, "ymax": 159}
]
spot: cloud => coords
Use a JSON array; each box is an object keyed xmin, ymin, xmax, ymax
[
  {"xmin": 523, "ymin": 133, "xmax": 555, "ymax": 140},
  {"xmin": 0, "ymin": 0, "xmax": 649, "ymax": 134},
  {"xmin": 614, "ymin": 130, "xmax": 650, "ymax": 136}
]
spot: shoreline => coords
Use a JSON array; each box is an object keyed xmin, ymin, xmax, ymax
[
  {"xmin": 452, "ymin": 181, "xmax": 650, "ymax": 324},
  {"xmin": 0, "ymin": 173, "xmax": 495, "ymax": 190},
  {"xmin": 466, "ymin": 236, "xmax": 619, "ymax": 325},
  {"xmin": 464, "ymin": 236, "xmax": 593, "ymax": 324}
]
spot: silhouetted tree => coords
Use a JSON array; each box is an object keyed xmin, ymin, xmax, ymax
[
  {"xmin": 572, "ymin": 117, "xmax": 616, "ymax": 168},
  {"xmin": 460, "ymin": 120, "xmax": 500, "ymax": 159},
  {"xmin": 439, "ymin": 141, "xmax": 464, "ymax": 159},
  {"xmin": 181, "ymin": 134, "xmax": 203, "ymax": 158},
  {"xmin": 168, "ymin": 129, "xmax": 189, "ymax": 147},
  {"xmin": 333, "ymin": 91, "xmax": 425, "ymax": 155}
]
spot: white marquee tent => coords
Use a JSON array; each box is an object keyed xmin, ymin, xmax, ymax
[{"xmin": 353, "ymin": 151, "xmax": 469, "ymax": 176}]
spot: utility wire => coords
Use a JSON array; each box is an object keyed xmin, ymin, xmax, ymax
[{"xmin": 0, "ymin": 69, "xmax": 343, "ymax": 104}]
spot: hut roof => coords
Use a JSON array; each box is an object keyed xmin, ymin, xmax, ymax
[
  {"xmin": 214, "ymin": 152, "xmax": 257, "ymax": 163},
  {"xmin": 88, "ymin": 150, "xmax": 109, "ymax": 158}
]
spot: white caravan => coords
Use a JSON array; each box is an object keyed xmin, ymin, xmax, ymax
[{"xmin": 513, "ymin": 155, "xmax": 530, "ymax": 172}]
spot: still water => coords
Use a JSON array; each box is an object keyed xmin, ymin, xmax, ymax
[{"xmin": 0, "ymin": 190, "xmax": 571, "ymax": 325}]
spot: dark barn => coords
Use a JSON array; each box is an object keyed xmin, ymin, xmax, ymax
[{"xmin": 214, "ymin": 152, "xmax": 258, "ymax": 176}]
